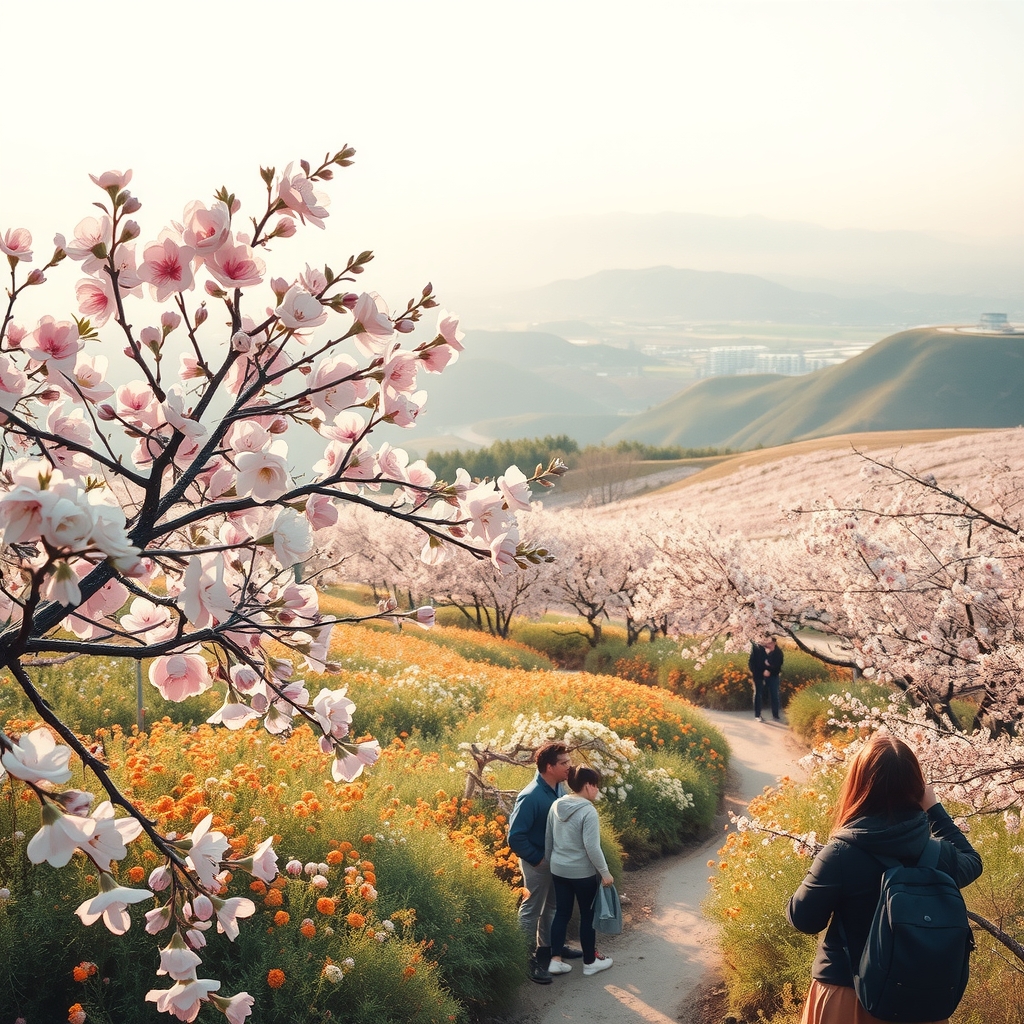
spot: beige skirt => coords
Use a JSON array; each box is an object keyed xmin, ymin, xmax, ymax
[{"xmin": 800, "ymin": 980, "xmax": 948, "ymax": 1024}]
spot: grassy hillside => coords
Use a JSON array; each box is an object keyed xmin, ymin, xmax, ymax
[{"xmin": 606, "ymin": 328, "xmax": 1024, "ymax": 449}]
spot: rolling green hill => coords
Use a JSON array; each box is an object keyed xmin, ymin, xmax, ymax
[{"xmin": 605, "ymin": 328, "xmax": 1024, "ymax": 449}]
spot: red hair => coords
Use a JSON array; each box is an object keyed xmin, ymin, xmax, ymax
[{"xmin": 832, "ymin": 733, "xmax": 925, "ymax": 829}]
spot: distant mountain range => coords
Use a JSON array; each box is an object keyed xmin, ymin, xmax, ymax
[
  {"xmin": 495, "ymin": 266, "xmax": 1024, "ymax": 327},
  {"xmin": 606, "ymin": 327, "xmax": 1024, "ymax": 449}
]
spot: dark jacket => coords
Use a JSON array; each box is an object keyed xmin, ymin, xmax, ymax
[
  {"xmin": 787, "ymin": 804, "xmax": 982, "ymax": 987},
  {"xmin": 508, "ymin": 773, "xmax": 561, "ymax": 868},
  {"xmin": 749, "ymin": 643, "xmax": 784, "ymax": 679}
]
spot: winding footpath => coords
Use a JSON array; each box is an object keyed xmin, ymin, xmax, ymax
[{"xmin": 503, "ymin": 710, "xmax": 808, "ymax": 1024}]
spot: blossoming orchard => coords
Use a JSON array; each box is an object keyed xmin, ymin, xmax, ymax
[{"xmin": 0, "ymin": 151, "xmax": 565, "ymax": 1021}]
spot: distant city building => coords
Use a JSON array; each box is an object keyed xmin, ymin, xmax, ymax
[
  {"xmin": 707, "ymin": 346, "xmax": 767, "ymax": 376},
  {"xmin": 979, "ymin": 313, "xmax": 1011, "ymax": 331},
  {"xmin": 755, "ymin": 351, "xmax": 806, "ymax": 375}
]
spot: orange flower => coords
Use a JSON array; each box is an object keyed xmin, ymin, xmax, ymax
[
  {"xmin": 249, "ymin": 879, "xmax": 267, "ymax": 894},
  {"xmin": 326, "ymin": 849, "xmax": 343, "ymax": 865},
  {"xmin": 300, "ymin": 920, "xmax": 316, "ymax": 938},
  {"xmin": 73, "ymin": 966, "xmax": 89, "ymax": 982},
  {"xmin": 68, "ymin": 1005, "xmax": 86, "ymax": 1024},
  {"xmin": 346, "ymin": 912, "xmax": 365, "ymax": 929},
  {"xmin": 316, "ymin": 897, "xmax": 336, "ymax": 916},
  {"xmin": 263, "ymin": 888, "xmax": 283, "ymax": 908},
  {"xmin": 483, "ymin": 923, "xmax": 494, "ymax": 933},
  {"xmin": 267, "ymin": 968, "xmax": 286, "ymax": 989},
  {"xmin": 127, "ymin": 866, "xmax": 145, "ymax": 883},
  {"xmin": 274, "ymin": 910, "xmax": 290, "ymax": 926},
  {"xmin": 403, "ymin": 966, "xmax": 416, "ymax": 979}
]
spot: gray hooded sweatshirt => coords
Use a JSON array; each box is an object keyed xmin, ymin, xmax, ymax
[{"xmin": 544, "ymin": 795, "xmax": 610, "ymax": 879}]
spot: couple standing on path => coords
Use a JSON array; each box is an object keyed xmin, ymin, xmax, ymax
[{"xmin": 507, "ymin": 741, "xmax": 615, "ymax": 985}]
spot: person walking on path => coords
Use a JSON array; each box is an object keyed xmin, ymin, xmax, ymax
[
  {"xmin": 787, "ymin": 734, "xmax": 982, "ymax": 1024},
  {"xmin": 508, "ymin": 742, "xmax": 584, "ymax": 984},
  {"xmin": 545, "ymin": 765, "xmax": 615, "ymax": 978},
  {"xmin": 749, "ymin": 635, "xmax": 784, "ymax": 722}
]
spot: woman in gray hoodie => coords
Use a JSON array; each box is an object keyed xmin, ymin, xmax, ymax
[{"xmin": 544, "ymin": 765, "xmax": 615, "ymax": 976}]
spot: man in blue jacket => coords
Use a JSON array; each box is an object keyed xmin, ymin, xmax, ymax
[{"xmin": 508, "ymin": 741, "xmax": 582, "ymax": 983}]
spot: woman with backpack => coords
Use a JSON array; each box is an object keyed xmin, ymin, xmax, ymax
[{"xmin": 787, "ymin": 733, "xmax": 982, "ymax": 1024}]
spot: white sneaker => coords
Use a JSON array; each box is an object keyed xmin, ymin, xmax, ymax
[
  {"xmin": 547, "ymin": 960, "xmax": 572, "ymax": 974},
  {"xmin": 583, "ymin": 957, "xmax": 613, "ymax": 975},
  {"xmin": 755, "ymin": 716, "xmax": 763, "ymax": 722}
]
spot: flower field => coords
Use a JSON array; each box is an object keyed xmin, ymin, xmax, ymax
[{"xmin": 0, "ymin": 612, "xmax": 728, "ymax": 1022}]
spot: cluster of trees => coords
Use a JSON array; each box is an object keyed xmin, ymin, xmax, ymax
[{"xmin": 425, "ymin": 435, "xmax": 728, "ymax": 484}]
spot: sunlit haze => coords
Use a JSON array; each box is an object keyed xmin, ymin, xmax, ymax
[{"xmin": 3, "ymin": 1, "xmax": 1022, "ymax": 301}]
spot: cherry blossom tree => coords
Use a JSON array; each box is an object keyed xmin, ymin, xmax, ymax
[{"xmin": 0, "ymin": 151, "xmax": 564, "ymax": 1020}]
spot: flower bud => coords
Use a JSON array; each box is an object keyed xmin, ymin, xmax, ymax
[
  {"xmin": 161, "ymin": 311, "xmax": 181, "ymax": 331},
  {"xmin": 56, "ymin": 790, "xmax": 94, "ymax": 815},
  {"xmin": 149, "ymin": 865, "xmax": 172, "ymax": 892},
  {"xmin": 39, "ymin": 388, "xmax": 62, "ymax": 404},
  {"xmin": 395, "ymin": 319, "xmax": 415, "ymax": 334},
  {"xmin": 204, "ymin": 280, "xmax": 226, "ymax": 298},
  {"xmin": 268, "ymin": 416, "xmax": 289, "ymax": 434},
  {"xmin": 274, "ymin": 218, "xmax": 297, "ymax": 238},
  {"xmin": 231, "ymin": 331, "xmax": 252, "ymax": 353},
  {"xmin": 26, "ymin": 269, "xmax": 45, "ymax": 286},
  {"xmin": 192, "ymin": 894, "xmax": 214, "ymax": 920},
  {"xmin": 311, "ymin": 874, "xmax": 329, "ymax": 890},
  {"xmin": 120, "ymin": 220, "xmax": 141, "ymax": 242},
  {"xmin": 122, "ymin": 195, "xmax": 142, "ymax": 214},
  {"xmin": 194, "ymin": 305, "xmax": 208, "ymax": 327},
  {"xmin": 286, "ymin": 859, "xmax": 303, "ymax": 876},
  {"xmin": 341, "ymin": 292, "xmax": 358, "ymax": 310},
  {"xmin": 185, "ymin": 927, "xmax": 207, "ymax": 949}
]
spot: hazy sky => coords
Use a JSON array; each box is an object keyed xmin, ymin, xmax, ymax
[{"xmin": 2, "ymin": 1, "xmax": 1021, "ymax": 299}]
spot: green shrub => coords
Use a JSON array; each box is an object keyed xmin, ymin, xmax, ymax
[
  {"xmin": 507, "ymin": 622, "xmax": 594, "ymax": 669},
  {"xmin": 786, "ymin": 677, "xmax": 901, "ymax": 744}
]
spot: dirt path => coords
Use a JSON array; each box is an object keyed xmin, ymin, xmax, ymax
[{"xmin": 496, "ymin": 710, "xmax": 808, "ymax": 1024}]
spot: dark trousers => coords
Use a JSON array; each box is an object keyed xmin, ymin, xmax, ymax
[
  {"xmin": 754, "ymin": 674, "xmax": 781, "ymax": 719},
  {"xmin": 550, "ymin": 873, "xmax": 599, "ymax": 965}
]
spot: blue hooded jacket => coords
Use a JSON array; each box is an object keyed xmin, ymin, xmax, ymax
[{"xmin": 508, "ymin": 773, "xmax": 561, "ymax": 867}]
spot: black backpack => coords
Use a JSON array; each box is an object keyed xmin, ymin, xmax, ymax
[{"xmin": 849, "ymin": 838, "xmax": 975, "ymax": 1022}]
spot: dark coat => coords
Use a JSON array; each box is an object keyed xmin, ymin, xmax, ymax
[
  {"xmin": 787, "ymin": 804, "xmax": 983, "ymax": 987},
  {"xmin": 508, "ymin": 773, "xmax": 561, "ymax": 868},
  {"xmin": 748, "ymin": 643, "xmax": 784, "ymax": 678}
]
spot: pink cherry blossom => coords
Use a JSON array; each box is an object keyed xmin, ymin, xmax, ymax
[
  {"xmin": 2, "ymin": 728, "xmax": 73, "ymax": 784},
  {"xmin": 413, "ymin": 605, "xmax": 435, "ymax": 629},
  {"xmin": 381, "ymin": 349, "xmax": 419, "ymax": 393},
  {"xmin": 210, "ymin": 992, "xmax": 255, "ymax": 1024},
  {"xmin": 204, "ymin": 235, "xmax": 266, "ymax": 289},
  {"xmin": 82, "ymin": 800, "xmax": 144, "ymax": 871},
  {"xmin": 75, "ymin": 873, "xmax": 152, "ymax": 934},
  {"xmin": 277, "ymin": 163, "xmax": 331, "ymax": 228},
  {"xmin": 304, "ymin": 493, "xmax": 339, "ymax": 530},
  {"xmin": 1, "ymin": 227, "xmax": 32, "ymax": 262},
  {"xmin": 212, "ymin": 895, "xmax": 255, "ymax": 940},
  {"xmin": 64, "ymin": 216, "xmax": 112, "ymax": 270},
  {"xmin": 186, "ymin": 813, "xmax": 230, "ymax": 888},
  {"xmin": 206, "ymin": 695, "xmax": 259, "ymax": 730},
  {"xmin": 57, "ymin": 353, "xmax": 115, "ymax": 404},
  {"xmin": 272, "ymin": 508, "xmax": 313, "ymax": 567},
  {"xmin": 278, "ymin": 285, "xmax": 328, "ymax": 330},
  {"xmin": 149, "ymin": 653, "xmax": 213, "ymax": 702},
  {"xmin": 26, "ymin": 316, "xmax": 82, "ymax": 374},
  {"xmin": 75, "ymin": 276, "xmax": 117, "ymax": 326},
  {"xmin": 313, "ymin": 686, "xmax": 355, "ymax": 741},
  {"xmin": 178, "ymin": 199, "xmax": 231, "ymax": 256},
  {"xmin": 331, "ymin": 740, "xmax": 381, "ymax": 782},
  {"xmin": 89, "ymin": 169, "xmax": 132, "ymax": 190},
  {"xmin": 139, "ymin": 237, "xmax": 196, "ymax": 302},
  {"xmin": 234, "ymin": 449, "xmax": 292, "ymax": 502},
  {"xmin": 120, "ymin": 597, "xmax": 177, "ymax": 644},
  {"xmin": 179, "ymin": 554, "xmax": 233, "ymax": 629},
  {"xmin": 351, "ymin": 291, "xmax": 395, "ymax": 357},
  {"xmin": 240, "ymin": 837, "xmax": 278, "ymax": 883},
  {"xmin": 157, "ymin": 933, "xmax": 202, "ymax": 981},
  {"xmin": 145, "ymin": 978, "xmax": 221, "ymax": 1022},
  {"xmin": 309, "ymin": 353, "xmax": 370, "ymax": 420},
  {"xmin": 380, "ymin": 384, "xmax": 426, "ymax": 428},
  {"xmin": 0, "ymin": 354, "xmax": 29, "ymax": 412},
  {"xmin": 63, "ymin": 566, "xmax": 128, "ymax": 640},
  {"xmin": 26, "ymin": 804, "xmax": 97, "ymax": 867},
  {"xmin": 116, "ymin": 380, "xmax": 161, "ymax": 429},
  {"xmin": 498, "ymin": 465, "xmax": 532, "ymax": 512}
]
